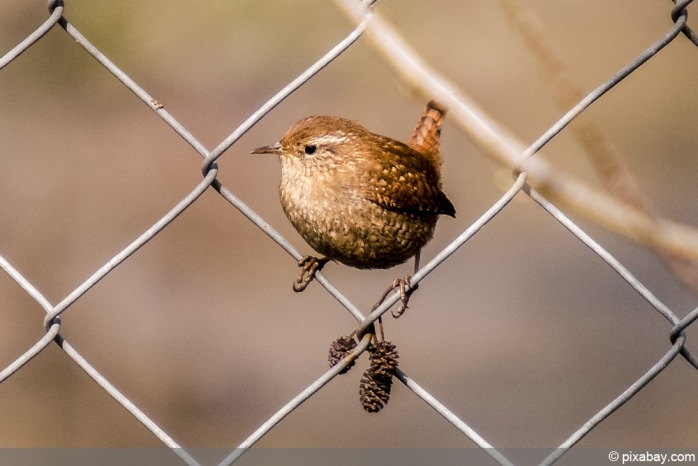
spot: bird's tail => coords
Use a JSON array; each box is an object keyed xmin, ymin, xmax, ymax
[{"xmin": 407, "ymin": 100, "xmax": 448, "ymax": 166}]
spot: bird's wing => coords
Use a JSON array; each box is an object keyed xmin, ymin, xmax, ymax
[{"xmin": 356, "ymin": 137, "xmax": 455, "ymax": 217}]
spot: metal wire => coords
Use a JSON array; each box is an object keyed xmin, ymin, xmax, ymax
[
  {"xmin": 1, "ymin": 1, "xmax": 697, "ymax": 464},
  {"xmin": 518, "ymin": 6, "xmax": 689, "ymax": 167}
]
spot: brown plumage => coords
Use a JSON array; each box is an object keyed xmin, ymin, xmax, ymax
[
  {"xmin": 252, "ymin": 101, "xmax": 454, "ymax": 288},
  {"xmin": 408, "ymin": 100, "xmax": 448, "ymax": 161}
]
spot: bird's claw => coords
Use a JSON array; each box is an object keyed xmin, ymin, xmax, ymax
[
  {"xmin": 293, "ymin": 256, "xmax": 328, "ymax": 292},
  {"xmin": 390, "ymin": 276, "xmax": 417, "ymax": 318},
  {"xmin": 371, "ymin": 275, "xmax": 418, "ymax": 318}
]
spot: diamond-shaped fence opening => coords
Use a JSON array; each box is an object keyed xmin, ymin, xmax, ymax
[{"xmin": 1, "ymin": 0, "xmax": 698, "ymax": 465}]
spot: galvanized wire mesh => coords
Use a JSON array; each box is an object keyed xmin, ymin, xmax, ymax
[{"xmin": 1, "ymin": 0, "xmax": 698, "ymax": 464}]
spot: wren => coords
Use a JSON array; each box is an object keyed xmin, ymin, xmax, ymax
[{"xmin": 252, "ymin": 101, "xmax": 455, "ymax": 314}]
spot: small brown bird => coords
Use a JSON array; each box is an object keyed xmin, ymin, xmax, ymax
[{"xmin": 252, "ymin": 101, "xmax": 455, "ymax": 315}]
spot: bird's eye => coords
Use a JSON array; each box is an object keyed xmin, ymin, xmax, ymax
[{"xmin": 304, "ymin": 145, "xmax": 317, "ymax": 155}]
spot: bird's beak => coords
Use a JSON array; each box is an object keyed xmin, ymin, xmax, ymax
[{"xmin": 251, "ymin": 143, "xmax": 282, "ymax": 155}]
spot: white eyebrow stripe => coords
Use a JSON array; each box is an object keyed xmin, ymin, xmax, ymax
[{"xmin": 311, "ymin": 134, "xmax": 349, "ymax": 145}]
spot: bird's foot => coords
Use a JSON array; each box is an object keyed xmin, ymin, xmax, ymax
[
  {"xmin": 390, "ymin": 276, "xmax": 417, "ymax": 318},
  {"xmin": 293, "ymin": 256, "xmax": 329, "ymax": 292},
  {"xmin": 372, "ymin": 276, "xmax": 418, "ymax": 318}
]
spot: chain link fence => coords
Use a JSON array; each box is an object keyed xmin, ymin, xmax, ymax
[{"xmin": 1, "ymin": 0, "xmax": 698, "ymax": 464}]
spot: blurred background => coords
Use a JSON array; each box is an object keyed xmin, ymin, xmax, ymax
[{"xmin": 0, "ymin": 0, "xmax": 697, "ymax": 454}]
